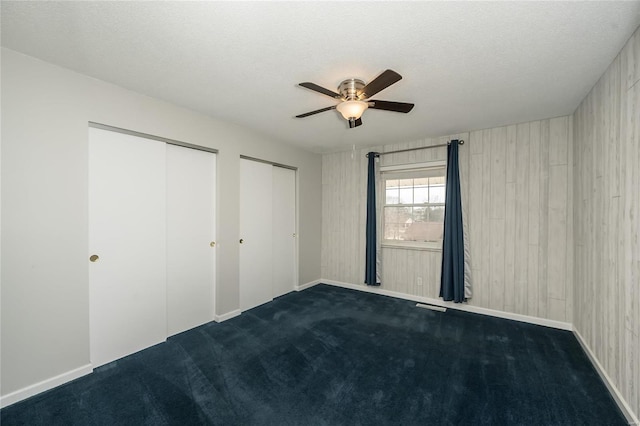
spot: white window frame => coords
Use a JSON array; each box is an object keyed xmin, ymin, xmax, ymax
[{"xmin": 380, "ymin": 160, "xmax": 446, "ymax": 251}]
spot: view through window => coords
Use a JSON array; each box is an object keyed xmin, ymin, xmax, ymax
[{"xmin": 382, "ymin": 164, "xmax": 446, "ymax": 245}]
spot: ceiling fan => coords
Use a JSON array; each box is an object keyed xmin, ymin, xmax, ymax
[{"xmin": 296, "ymin": 69, "xmax": 415, "ymax": 128}]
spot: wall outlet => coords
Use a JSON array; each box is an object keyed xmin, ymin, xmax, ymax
[{"xmin": 416, "ymin": 277, "xmax": 423, "ymax": 286}]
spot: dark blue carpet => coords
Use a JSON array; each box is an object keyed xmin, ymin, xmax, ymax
[{"xmin": 1, "ymin": 284, "xmax": 627, "ymax": 425}]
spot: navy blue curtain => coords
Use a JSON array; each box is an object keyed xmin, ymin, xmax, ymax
[
  {"xmin": 365, "ymin": 152, "xmax": 380, "ymax": 286},
  {"xmin": 440, "ymin": 140, "xmax": 465, "ymax": 302}
]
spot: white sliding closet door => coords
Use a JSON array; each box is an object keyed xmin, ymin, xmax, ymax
[
  {"xmin": 89, "ymin": 127, "xmax": 167, "ymax": 368},
  {"xmin": 272, "ymin": 167, "xmax": 297, "ymax": 298},
  {"xmin": 239, "ymin": 159, "xmax": 273, "ymax": 311},
  {"xmin": 166, "ymin": 145, "xmax": 216, "ymax": 336}
]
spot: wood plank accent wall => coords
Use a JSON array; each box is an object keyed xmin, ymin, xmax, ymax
[
  {"xmin": 573, "ymin": 27, "xmax": 640, "ymax": 417},
  {"xmin": 321, "ymin": 115, "xmax": 573, "ymax": 322}
]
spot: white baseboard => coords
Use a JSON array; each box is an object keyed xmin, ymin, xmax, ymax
[
  {"xmin": 295, "ymin": 279, "xmax": 322, "ymax": 292},
  {"xmin": 214, "ymin": 309, "xmax": 241, "ymax": 323},
  {"xmin": 320, "ymin": 279, "xmax": 573, "ymax": 331},
  {"xmin": 0, "ymin": 364, "xmax": 93, "ymax": 409},
  {"xmin": 573, "ymin": 328, "xmax": 639, "ymax": 425}
]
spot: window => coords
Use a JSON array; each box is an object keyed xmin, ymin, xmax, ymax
[{"xmin": 382, "ymin": 162, "xmax": 446, "ymax": 249}]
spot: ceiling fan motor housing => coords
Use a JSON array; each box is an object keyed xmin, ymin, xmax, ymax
[{"xmin": 338, "ymin": 79, "xmax": 366, "ymax": 101}]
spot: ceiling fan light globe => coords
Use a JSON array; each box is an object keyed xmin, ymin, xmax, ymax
[{"xmin": 336, "ymin": 100, "xmax": 368, "ymax": 120}]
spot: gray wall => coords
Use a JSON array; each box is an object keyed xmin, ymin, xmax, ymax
[
  {"xmin": 322, "ymin": 116, "xmax": 574, "ymax": 323},
  {"xmin": 0, "ymin": 48, "xmax": 322, "ymax": 396},
  {"xmin": 573, "ymin": 26, "xmax": 640, "ymax": 417}
]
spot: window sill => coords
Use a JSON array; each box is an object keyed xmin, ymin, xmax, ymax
[{"xmin": 381, "ymin": 241, "xmax": 442, "ymax": 252}]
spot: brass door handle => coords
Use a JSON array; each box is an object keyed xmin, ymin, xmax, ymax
[
  {"xmin": 239, "ymin": 239, "xmax": 244, "ymax": 244},
  {"xmin": 89, "ymin": 254, "xmax": 99, "ymax": 262},
  {"xmin": 210, "ymin": 241, "xmax": 216, "ymax": 247}
]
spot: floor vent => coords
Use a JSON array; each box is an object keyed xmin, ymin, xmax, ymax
[{"xmin": 416, "ymin": 303, "xmax": 446, "ymax": 312}]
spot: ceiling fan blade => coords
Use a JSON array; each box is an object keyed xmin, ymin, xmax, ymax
[
  {"xmin": 348, "ymin": 117, "xmax": 363, "ymax": 128},
  {"xmin": 358, "ymin": 69, "xmax": 402, "ymax": 99},
  {"xmin": 368, "ymin": 100, "xmax": 415, "ymax": 113},
  {"xmin": 295, "ymin": 105, "xmax": 336, "ymax": 118},
  {"xmin": 299, "ymin": 82, "xmax": 342, "ymax": 99}
]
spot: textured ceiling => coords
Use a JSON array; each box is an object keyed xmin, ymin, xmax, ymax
[{"xmin": 2, "ymin": 1, "xmax": 640, "ymax": 153}]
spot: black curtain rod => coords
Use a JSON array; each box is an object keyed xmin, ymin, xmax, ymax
[{"xmin": 366, "ymin": 139, "xmax": 464, "ymax": 158}]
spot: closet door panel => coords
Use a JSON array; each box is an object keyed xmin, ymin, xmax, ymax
[
  {"xmin": 88, "ymin": 127, "xmax": 167, "ymax": 368},
  {"xmin": 239, "ymin": 159, "xmax": 273, "ymax": 311},
  {"xmin": 272, "ymin": 167, "xmax": 297, "ymax": 298},
  {"xmin": 166, "ymin": 145, "xmax": 216, "ymax": 336}
]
